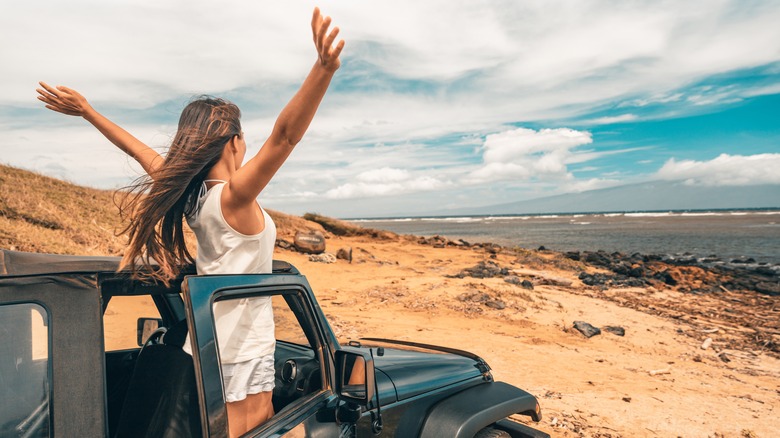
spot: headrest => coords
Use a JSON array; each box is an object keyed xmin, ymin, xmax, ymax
[{"xmin": 162, "ymin": 319, "xmax": 189, "ymax": 349}]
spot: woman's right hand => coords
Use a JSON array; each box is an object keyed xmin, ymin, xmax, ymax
[
  {"xmin": 36, "ymin": 81, "xmax": 162, "ymax": 176},
  {"xmin": 311, "ymin": 7, "xmax": 345, "ymax": 73},
  {"xmin": 36, "ymin": 82, "xmax": 93, "ymax": 117}
]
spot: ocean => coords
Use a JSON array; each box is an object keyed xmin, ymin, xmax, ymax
[{"xmin": 352, "ymin": 210, "xmax": 780, "ymax": 265}]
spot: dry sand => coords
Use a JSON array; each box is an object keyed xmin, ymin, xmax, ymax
[{"xmin": 106, "ymin": 234, "xmax": 779, "ymax": 437}]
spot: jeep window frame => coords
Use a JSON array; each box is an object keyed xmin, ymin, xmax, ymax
[
  {"xmin": 0, "ymin": 301, "xmax": 52, "ymax": 438},
  {"xmin": 183, "ymin": 274, "xmax": 337, "ymax": 437}
]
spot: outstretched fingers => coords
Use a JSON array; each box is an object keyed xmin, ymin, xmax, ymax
[
  {"xmin": 323, "ymin": 25, "xmax": 339, "ymax": 52},
  {"xmin": 317, "ymin": 16, "xmax": 332, "ymax": 50},
  {"xmin": 329, "ymin": 37, "xmax": 345, "ymax": 61},
  {"xmin": 36, "ymin": 82, "xmax": 81, "ymax": 116},
  {"xmin": 38, "ymin": 81, "xmax": 59, "ymax": 95},
  {"xmin": 310, "ymin": 8, "xmax": 344, "ymax": 70},
  {"xmin": 311, "ymin": 7, "xmax": 322, "ymax": 41},
  {"xmin": 37, "ymin": 82, "xmax": 58, "ymax": 101}
]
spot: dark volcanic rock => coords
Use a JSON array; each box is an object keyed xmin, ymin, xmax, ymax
[
  {"xmin": 573, "ymin": 321, "xmax": 601, "ymax": 338},
  {"xmin": 628, "ymin": 266, "xmax": 646, "ymax": 278},
  {"xmin": 612, "ymin": 262, "xmax": 632, "ymax": 276},
  {"xmin": 731, "ymin": 257, "xmax": 756, "ymax": 264},
  {"xmin": 622, "ymin": 278, "xmax": 647, "ymax": 288},
  {"xmin": 603, "ymin": 326, "xmax": 626, "ymax": 336},
  {"xmin": 504, "ymin": 275, "xmax": 523, "ymax": 286},
  {"xmin": 420, "ymin": 235, "xmax": 453, "ymax": 248},
  {"xmin": 584, "ymin": 252, "xmax": 611, "ymax": 267},
  {"xmin": 451, "ymin": 260, "xmax": 510, "ymax": 279},
  {"xmin": 336, "ymin": 247, "xmax": 353, "ymax": 262},
  {"xmin": 457, "ymin": 291, "xmax": 490, "ymax": 303},
  {"xmin": 484, "ymin": 300, "xmax": 506, "ymax": 310},
  {"xmin": 485, "ymin": 244, "xmax": 502, "ymax": 254},
  {"xmin": 654, "ymin": 270, "xmax": 678, "ymax": 286},
  {"xmin": 755, "ymin": 282, "xmax": 780, "ymax": 296},
  {"xmin": 521, "ymin": 279, "xmax": 535, "ymax": 290},
  {"xmin": 579, "ymin": 272, "xmax": 609, "ymax": 286}
]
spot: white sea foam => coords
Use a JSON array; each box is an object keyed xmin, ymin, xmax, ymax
[
  {"xmin": 484, "ymin": 216, "xmax": 532, "ymax": 221},
  {"xmin": 624, "ymin": 212, "xmax": 673, "ymax": 218},
  {"xmin": 420, "ymin": 217, "xmax": 483, "ymax": 223},
  {"xmin": 680, "ymin": 212, "xmax": 721, "ymax": 217},
  {"xmin": 351, "ymin": 217, "xmax": 414, "ymax": 223}
]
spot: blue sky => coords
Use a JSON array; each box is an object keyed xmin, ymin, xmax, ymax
[{"xmin": 1, "ymin": 0, "xmax": 779, "ymax": 217}]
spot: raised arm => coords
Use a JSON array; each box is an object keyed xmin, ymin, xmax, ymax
[
  {"xmin": 36, "ymin": 82, "xmax": 163, "ymax": 178},
  {"xmin": 225, "ymin": 7, "xmax": 345, "ymax": 206}
]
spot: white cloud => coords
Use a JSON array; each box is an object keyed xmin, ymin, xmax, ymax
[
  {"xmin": 619, "ymin": 93, "xmax": 684, "ymax": 108},
  {"xmin": 6, "ymin": 0, "xmax": 779, "ymax": 113},
  {"xmin": 656, "ymin": 153, "xmax": 780, "ymax": 186},
  {"xmin": 562, "ymin": 178, "xmax": 623, "ymax": 193},
  {"xmin": 467, "ymin": 162, "xmax": 533, "ymax": 184},
  {"xmin": 325, "ymin": 172, "xmax": 447, "ymax": 200},
  {"xmin": 467, "ymin": 128, "xmax": 593, "ymax": 183},
  {"xmin": 356, "ymin": 167, "xmax": 410, "ymax": 183},
  {"xmin": 465, "ymin": 127, "xmax": 651, "ymax": 187},
  {"xmin": 482, "ymin": 128, "xmax": 593, "ymax": 162},
  {"xmin": 742, "ymin": 83, "xmax": 780, "ymax": 98},
  {"xmin": 584, "ymin": 114, "xmax": 638, "ymax": 125},
  {"xmin": 3, "ymin": 0, "xmax": 780, "ymax": 217}
]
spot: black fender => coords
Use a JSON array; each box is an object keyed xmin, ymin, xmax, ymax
[{"xmin": 418, "ymin": 381, "xmax": 543, "ymax": 438}]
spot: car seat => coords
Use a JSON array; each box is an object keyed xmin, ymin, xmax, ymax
[{"xmin": 114, "ymin": 319, "xmax": 202, "ymax": 438}]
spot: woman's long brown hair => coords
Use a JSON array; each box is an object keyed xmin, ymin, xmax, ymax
[{"xmin": 117, "ymin": 96, "xmax": 242, "ymax": 285}]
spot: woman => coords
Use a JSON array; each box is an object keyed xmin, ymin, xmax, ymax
[{"xmin": 37, "ymin": 7, "xmax": 344, "ymax": 437}]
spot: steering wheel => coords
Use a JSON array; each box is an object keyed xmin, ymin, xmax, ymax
[{"xmin": 141, "ymin": 327, "xmax": 168, "ymax": 353}]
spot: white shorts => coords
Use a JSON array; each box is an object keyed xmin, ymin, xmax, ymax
[{"xmin": 222, "ymin": 355, "xmax": 275, "ymax": 403}]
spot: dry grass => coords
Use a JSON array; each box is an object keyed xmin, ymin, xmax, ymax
[
  {"xmin": 0, "ymin": 164, "xmax": 126, "ymax": 255},
  {"xmin": 303, "ymin": 212, "xmax": 398, "ymax": 240},
  {"xmin": 267, "ymin": 209, "xmax": 326, "ymax": 239},
  {"xmin": 0, "ymin": 164, "xmax": 333, "ymax": 256}
]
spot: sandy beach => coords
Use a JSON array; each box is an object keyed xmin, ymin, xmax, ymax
[
  {"xmin": 268, "ymin": 230, "xmax": 779, "ymax": 438},
  {"xmin": 3, "ymin": 164, "xmax": 778, "ymax": 437}
]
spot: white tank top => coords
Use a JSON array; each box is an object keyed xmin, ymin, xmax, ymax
[{"xmin": 182, "ymin": 181, "xmax": 277, "ymax": 363}]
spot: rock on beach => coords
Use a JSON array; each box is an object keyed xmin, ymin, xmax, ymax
[{"xmin": 573, "ymin": 321, "xmax": 601, "ymax": 338}]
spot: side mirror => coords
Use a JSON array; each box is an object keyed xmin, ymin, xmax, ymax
[
  {"xmin": 136, "ymin": 317, "xmax": 163, "ymax": 346},
  {"xmin": 335, "ymin": 347, "xmax": 376, "ymax": 405}
]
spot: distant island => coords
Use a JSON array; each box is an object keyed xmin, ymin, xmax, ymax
[{"xmin": 428, "ymin": 180, "xmax": 780, "ymax": 218}]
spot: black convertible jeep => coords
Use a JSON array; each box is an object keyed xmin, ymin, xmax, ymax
[{"xmin": 0, "ymin": 249, "xmax": 547, "ymax": 437}]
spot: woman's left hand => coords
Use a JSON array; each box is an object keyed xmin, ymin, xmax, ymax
[{"xmin": 311, "ymin": 7, "xmax": 345, "ymax": 72}]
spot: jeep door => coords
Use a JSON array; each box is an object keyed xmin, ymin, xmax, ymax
[
  {"xmin": 0, "ymin": 273, "xmax": 106, "ymax": 437},
  {"xmin": 184, "ymin": 274, "xmax": 343, "ymax": 438}
]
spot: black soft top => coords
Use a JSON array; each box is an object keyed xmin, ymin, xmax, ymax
[
  {"xmin": 0, "ymin": 249, "xmax": 296, "ymax": 279},
  {"xmin": 0, "ymin": 249, "xmax": 126, "ymax": 277}
]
